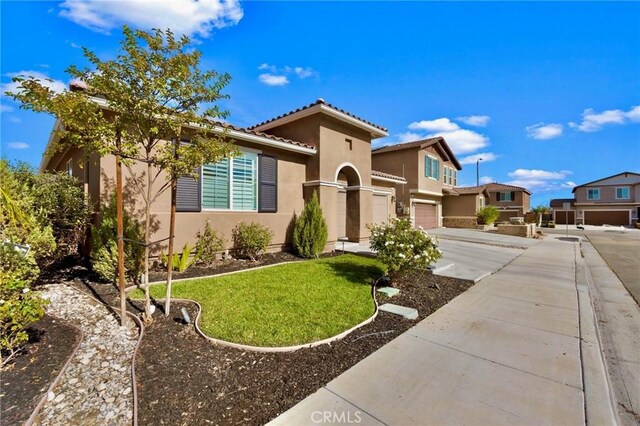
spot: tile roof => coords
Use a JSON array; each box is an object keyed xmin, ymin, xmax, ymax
[
  {"xmin": 372, "ymin": 137, "xmax": 462, "ymax": 170},
  {"xmin": 571, "ymin": 171, "xmax": 640, "ymax": 192},
  {"xmin": 216, "ymin": 121, "xmax": 316, "ymax": 151},
  {"xmin": 453, "ymin": 186, "xmax": 488, "ymax": 195},
  {"xmin": 250, "ymin": 98, "xmax": 388, "ymax": 133},
  {"xmin": 371, "ymin": 170, "xmax": 407, "ymax": 183},
  {"xmin": 483, "ymin": 182, "xmax": 532, "ymax": 195}
]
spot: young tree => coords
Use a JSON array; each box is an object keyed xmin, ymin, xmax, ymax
[
  {"xmin": 293, "ymin": 191, "xmax": 328, "ymax": 258},
  {"xmin": 8, "ymin": 26, "xmax": 236, "ymax": 319}
]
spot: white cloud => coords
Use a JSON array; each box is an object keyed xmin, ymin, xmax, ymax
[
  {"xmin": 2, "ymin": 70, "xmax": 67, "ymax": 96},
  {"xmin": 396, "ymin": 132, "xmax": 424, "ymax": 143},
  {"xmin": 505, "ymin": 169, "xmax": 574, "ymax": 192},
  {"xmin": 408, "ymin": 118, "xmax": 459, "ymax": 132},
  {"xmin": 457, "ymin": 115, "xmax": 490, "ymax": 127},
  {"xmin": 427, "ymin": 129, "xmax": 488, "ymax": 154},
  {"xmin": 526, "ymin": 123, "xmax": 563, "ymax": 140},
  {"xmin": 8, "ymin": 142, "xmax": 30, "ymax": 150},
  {"xmin": 0, "ymin": 104, "xmax": 14, "ymax": 113},
  {"xmin": 58, "ymin": 0, "xmax": 243, "ymax": 38},
  {"xmin": 294, "ymin": 67, "xmax": 315, "ymax": 79},
  {"xmin": 459, "ymin": 152, "xmax": 498, "ymax": 165},
  {"xmin": 258, "ymin": 74, "xmax": 289, "ymax": 87},
  {"xmin": 258, "ymin": 63, "xmax": 276, "ymax": 72},
  {"xmin": 479, "ymin": 176, "xmax": 493, "ymax": 185},
  {"xmin": 569, "ymin": 105, "xmax": 640, "ymax": 132}
]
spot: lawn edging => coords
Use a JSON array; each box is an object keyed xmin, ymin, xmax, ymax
[
  {"xmin": 24, "ymin": 317, "xmax": 84, "ymax": 426},
  {"xmin": 147, "ymin": 281, "xmax": 380, "ymax": 353}
]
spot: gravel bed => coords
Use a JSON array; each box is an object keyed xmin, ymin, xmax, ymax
[{"xmin": 36, "ymin": 284, "xmax": 138, "ymax": 425}]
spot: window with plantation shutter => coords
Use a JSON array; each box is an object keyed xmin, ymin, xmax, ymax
[
  {"xmin": 258, "ymin": 155, "xmax": 278, "ymax": 212},
  {"xmin": 232, "ymin": 153, "xmax": 257, "ymax": 210},
  {"xmin": 203, "ymin": 159, "xmax": 230, "ymax": 209},
  {"xmin": 201, "ymin": 151, "xmax": 259, "ymax": 211}
]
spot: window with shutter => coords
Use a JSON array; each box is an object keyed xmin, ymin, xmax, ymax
[
  {"xmin": 201, "ymin": 151, "xmax": 259, "ymax": 211},
  {"xmin": 203, "ymin": 159, "xmax": 230, "ymax": 209},
  {"xmin": 232, "ymin": 153, "xmax": 257, "ymax": 210},
  {"xmin": 176, "ymin": 168, "xmax": 202, "ymax": 212},
  {"xmin": 258, "ymin": 155, "xmax": 278, "ymax": 212}
]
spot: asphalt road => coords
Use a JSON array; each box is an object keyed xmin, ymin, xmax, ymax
[{"xmin": 585, "ymin": 230, "xmax": 640, "ymax": 306}]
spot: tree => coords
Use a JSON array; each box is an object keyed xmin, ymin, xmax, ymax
[
  {"xmin": 8, "ymin": 26, "xmax": 236, "ymax": 319},
  {"xmin": 532, "ymin": 205, "xmax": 550, "ymax": 227},
  {"xmin": 293, "ymin": 191, "xmax": 328, "ymax": 258}
]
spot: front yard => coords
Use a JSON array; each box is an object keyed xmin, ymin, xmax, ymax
[{"xmin": 133, "ymin": 254, "xmax": 383, "ymax": 346}]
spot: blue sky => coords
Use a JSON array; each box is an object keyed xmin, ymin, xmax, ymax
[{"xmin": 1, "ymin": 1, "xmax": 639, "ymax": 207}]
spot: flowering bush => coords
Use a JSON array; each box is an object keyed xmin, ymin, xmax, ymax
[{"xmin": 368, "ymin": 217, "xmax": 442, "ymax": 282}]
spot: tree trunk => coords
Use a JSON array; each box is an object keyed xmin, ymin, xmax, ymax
[
  {"xmin": 164, "ymin": 140, "xmax": 179, "ymax": 315},
  {"xmin": 115, "ymin": 133, "xmax": 127, "ymax": 327},
  {"xmin": 143, "ymin": 153, "xmax": 152, "ymax": 317}
]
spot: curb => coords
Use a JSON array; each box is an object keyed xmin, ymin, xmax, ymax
[{"xmin": 24, "ymin": 317, "xmax": 84, "ymax": 426}]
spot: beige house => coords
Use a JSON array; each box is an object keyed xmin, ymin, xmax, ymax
[
  {"xmin": 442, "ymin": 186, "xmax": 490, "ymax": 228},
  {"xmin": 41, "ymin": 98, "xmax": 407, "ymax": 253},
  {"xmin": 483, "ymin": 182, "xmax": 531, "ymax": 221},
  {"xmin": 571, "ymin": 172, "xmax": 640, "ymax": 226},
  {"xmin": 371, "ymin": 137, "xmax": 462, "ymax": 229}
]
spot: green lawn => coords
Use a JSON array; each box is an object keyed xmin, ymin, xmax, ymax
[{"xmin": 132, "ymin": 254, "xmax": 384, "ymax": 347}]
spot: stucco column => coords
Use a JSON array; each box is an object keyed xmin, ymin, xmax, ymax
[
  {"xmin": 304, "ymin": 183, "xmax": 338, "ymax": 250},
  {"xmin": 347, "ymin": 188, "xmax": 372, "ymax": 243}
]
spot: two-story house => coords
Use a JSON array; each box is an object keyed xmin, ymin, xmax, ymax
[
  {"xmin": 571, "ymin": 172, "xmax": 640, "ymax": 226},
  {"xmin": 371, "ymin": 137, "xmax": 462, "ymax": 229},
  {"xmin": 41, "ymin": 96, "xmax": 407, "ymax": 252},
  {"xmin": 484, "ymin": 182, "xmax": 531, "ymax": 222}
]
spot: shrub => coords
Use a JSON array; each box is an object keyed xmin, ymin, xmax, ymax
[
  {"xmin": 90, "ymin": 197, "xmax": 144, "ymax": 283},
  {"xmin": 0, "ymin": 245, "xmax": 48, "ymax": 365},
  {"xmin": 477, "ymin": 205, "xmax": 500, "ymax": 225},
  {"xmin": 195, "ymin": 221, "xmax": 225, "ymax": 266},
  {"xmin": 293, "ymin": 191, "xmax": 328, "ymax": 258},
  {"xmin": 31, "ymin": 173, "xmax": 91, "ymax": 258},
  {"xmin": 368, "ymin": 217, "xmax": 442, "ymax": 282},
  {"xmin": 232, "ymin": 221, "xmax": 273, "ymax": 261},
  {"xmin": 161, "ymin": 242, "xmax": 200, "ymax": 272}
]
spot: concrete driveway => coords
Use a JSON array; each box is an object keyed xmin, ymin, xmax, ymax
[{"xmin": 428, "ymin": 227, "xmax": 540, "ymax": 249}]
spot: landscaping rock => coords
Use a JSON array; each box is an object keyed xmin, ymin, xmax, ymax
[{"xmin": 37, "ymin": 284, "xmax": 138, "ymax": 425}]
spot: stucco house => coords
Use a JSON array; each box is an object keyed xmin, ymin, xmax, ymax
[
  {"xmin": 442, "ymin": 186, "xmax": 490, "ymax": 228},
  {"xmin": 371, "ymin": 137, "xmax": 462, "ymax": 229},
  {"xmin": 571, "ymin": 172, "xmax": 640, "ymax": 226},
  {"xmin": 41, "ymin": 97, "xmax": 408, "ymax": 253},
  {"xmin": 550, "ymin": 198, "xmax": 576, "ymax": 224},
  {"xmin": 483, "ymin": 182, "xmax": 531, "ymax": 221}
]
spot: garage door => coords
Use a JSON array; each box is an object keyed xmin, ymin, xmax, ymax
[
  {"xmin": 337, "ymin": 190, "xmax": 347, "ymax": 238},
  {"xmin": 555, "ymin": 211, "xmax": 575, "ymax": 225},
  {"xmin": 415, "ymin": 203, "xmax": 437, "ymax": 229},
  {"xmin": 584, "ymin": 210, "xmax": 630, "ymax": 226},
  {"xmin": 371, "ymin": 194, "xmax": 389, "ymax": 225}
]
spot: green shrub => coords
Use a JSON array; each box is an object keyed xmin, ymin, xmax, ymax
[
  {"xmin": 0, "ymin": 160, "xmax": 57, "ymax": 266},
  {"xmin": 0, "ymin": 245, "xmax": 48, "ymax": 365},
  {"xmin": 293, "ymin": 191, "xmax": 328, "ymax": 258},
  {"xmin": 232, "ymin": 221, "xmax": 273, "ymax": 261},
  {"xmin": 195, "ymin": 221, "xmax": 225, "ymax": 266},
  {"xmin": 477, "ymin": 205, "xmax": 500, "ymax": 225},
  {"xmin": 161, "ymin": 242, "xmax": 200, "ymax": 272},
  {"xmin": 90, "ymin": 197, "xmax": 144, "ymax": 283},
  {"xmin": 31, "ymin": 173, "xmax": 91, "ymax": 258},
  {"xmin": 368, "ymin": 217, "xmax": 442, "ymax": 282}
]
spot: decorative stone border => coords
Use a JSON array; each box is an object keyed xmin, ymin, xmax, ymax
[{"xmin": 24, "ymin": 320, "xmax": 84, "ymax": 426}]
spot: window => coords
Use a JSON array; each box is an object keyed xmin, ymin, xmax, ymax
[
  {"xmin": 202, "ymin": 152, "xmax": 258, "ymax": 211},
  {"xmin": 443, "ymin": 166, "xmax": 458, "ymax": 186},
  {"xmin": 425, "ymin": 156, "xmax": 440, "ymax": 180},
  {"xmin": 479, "ymin": 196, "xmax": 485, "ymax": 209},
  {"xmin": 587, "ymin": 188, "xmax": 600, "ymax": 200},
  {"xmin": 499, "ymin": 192, "xmax": 513, "ymax": 202},
  {"xmin": 66, "ymin": 160, "xmax": 73, "ymax": 176},
  {"xmin": 616, "ymin": 187, "xmax": 630, "ymax": 199}
]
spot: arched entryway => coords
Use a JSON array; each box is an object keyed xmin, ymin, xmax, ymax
[{"xmin": 335, "ymin": 163, "xmax": 361, "ymax": 241}]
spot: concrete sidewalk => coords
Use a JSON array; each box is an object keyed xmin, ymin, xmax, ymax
[{"xmin": 271, "ymin": 238, "xmax": 615, "ymax": 425}]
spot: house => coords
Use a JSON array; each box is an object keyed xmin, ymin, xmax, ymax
[
  {"xmin": 483, "ymin": 182, "xmax": 531, "ymax": 221},
  {"xmin": 442, "ymin": 186, "xmax": 490, "ymax": 228},
  {"xmin": 549, "ymin": 198, "xmax": 576, "ymax": 224},
  {"xmin": 571, "ymin": 172, "xmax": 640, "ymax": 226},
  {"xmin": 41, "ymin": 97, "xmax": 407, "ymax": 253},
  {"xmin": 371, "ymin": 137, "xmax": 462, "ymax": 229}
]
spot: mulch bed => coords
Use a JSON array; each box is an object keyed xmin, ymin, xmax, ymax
[
  {"xmin": 0, "ymin": 315, "xmax": 81, "ymax": 426},
  {"xmin": 36, "ymin": 254, "xmax": 474, "ymax": 425}
]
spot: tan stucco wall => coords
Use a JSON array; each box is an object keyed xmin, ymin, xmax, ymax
[
  {"xmin": 417, "ymin": 145, "xmax": 455, "ymax": 193},
  {"xmin": 443, "ymin": 194, "xmax": 479, "ymax": 217},
  {"xmin": 574, "ymin": 185, "xmax": 639, "ymax": 203},
  {"xmin": 372, "ymin": 148, "xmax": 416, "ymax": 214},
  {"xmin": 487, "ymin": 190, "xmax": 529, "ymax": 214}
]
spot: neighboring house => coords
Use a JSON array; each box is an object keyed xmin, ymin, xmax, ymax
[
  {"xmin": 371, "ymin": 137, "xmax": 462, "ymax": 229},
  {"xmin": 571, "ymin": 172, "xmax": 640, "ymax": 226},
  {"xmin": 550, "ymin": 198, "xmax": 576, "ymax": 224},
  {"xmin": 41, "ymin": 96, "xmax": 407, "ymax": 252},
  {"xmin": 484, "ymin": 182, "xmax": 531, "ymax": 221},
  {"xmin": 442, "ymin": 186, "xmax": 490, "ymax": 228}
]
